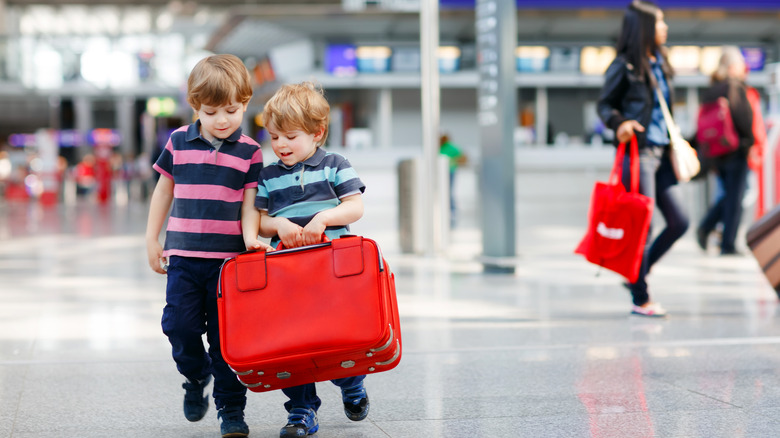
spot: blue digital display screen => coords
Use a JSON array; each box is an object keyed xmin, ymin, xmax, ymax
[{"xmin": 324, "ymin": 44, "xmax": 357, "ymax": 76}]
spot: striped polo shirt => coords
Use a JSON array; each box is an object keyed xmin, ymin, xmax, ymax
[
  {"xmin": 255, "ymin": 148, "xmax": 365, "ymax": 246},
  {"xmin": 154, "ymin": 121, "xmax": 263, "ymax": 259}
]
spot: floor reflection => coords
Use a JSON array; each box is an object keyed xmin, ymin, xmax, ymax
[{"xmin": 2, "ymin": 196, "xmax": 780, "ymax": 437}]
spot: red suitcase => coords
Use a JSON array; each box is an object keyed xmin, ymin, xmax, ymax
[
  {"xmin": 217, "ymin": 235, "xmax": 401, "ymax": 392},
  {"xmin": 746, "ymin": 204, "xmax": 780, "ymax": 299}
]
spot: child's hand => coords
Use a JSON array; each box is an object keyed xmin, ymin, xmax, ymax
[
  {"xmin": 302, "ymin": 216, "xmax": 327, "ymax": 246},
  {"xmin": 277, "ymin": 220, "xmax": 304, "ymax": 248},
  {"xmin": 146, "ymin": 240, "xmax": 168, "ymax": 275},
  {"xmin": 245, "ymin": 239, "xmax": 275, "ymax": 252}
]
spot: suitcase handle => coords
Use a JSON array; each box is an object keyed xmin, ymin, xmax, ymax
[{"xmin": 275, "ymin": 234, "xmax": 330, "ymax": 251}]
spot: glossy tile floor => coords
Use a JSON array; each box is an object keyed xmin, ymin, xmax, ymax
[{"xmin": 2, "ymin": 164, "xmax": 779, "ymax": 438}]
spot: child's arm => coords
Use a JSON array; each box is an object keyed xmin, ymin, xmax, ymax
[
  {"xmin": 302, "ymin": 193, "xmax": 364, "ymax": 246},
  {"xmin": 145, "ymin": 176, "xmax": 174, "ymax": 274},
  {"xmin": 241, "ymin": 188, "xmax": 274, "ymax": 251}
]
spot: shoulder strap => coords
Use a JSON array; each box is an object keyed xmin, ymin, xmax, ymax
[{"xmin": 655, "ymin": 87, "xmax": 679, "ymax": 138}]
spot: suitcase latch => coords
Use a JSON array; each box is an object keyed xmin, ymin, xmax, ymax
[{"xmin": 277, "ymin": 372, "xmax": 291, "ymax": 379}]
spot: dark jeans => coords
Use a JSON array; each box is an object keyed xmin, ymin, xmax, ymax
[
  {"xmin": 699, "ymin": 156, "xmax": 749, "ymax": 254},
  {"xmin": 162, "ymin": 256, "xmax": 247, "ymax": 411},
  {"xmin": 621, "ymin": 146, "xmax": 689, "ymax": 306},
  {"xmin": 282, "ymin": 375, "xmax": 365, "ymax": 412}
]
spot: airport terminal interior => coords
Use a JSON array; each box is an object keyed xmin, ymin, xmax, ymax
[{"xmin": 4, "ymin": 0, "xmax": 780, "ymax": 437}]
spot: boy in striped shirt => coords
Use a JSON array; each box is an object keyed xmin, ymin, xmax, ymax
[
  {"xmin": 145, "ymin": 54, "xmax": 272, "ymax": 438},
  {"xmin": 245, "ymin": 82, "xmax": 367, "ymax": 437}
]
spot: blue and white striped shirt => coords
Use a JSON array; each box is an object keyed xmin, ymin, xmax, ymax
[{"xmin": 255, "ymin": 148, "xmax": 365, "ymax": 246}]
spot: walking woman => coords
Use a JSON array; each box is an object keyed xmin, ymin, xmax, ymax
[
  {"xmin": 696, "ymin": 47, "xmax": 754, "ymax": 256},
  {"xmin": 597, "ymin": 0, "xmax": 688, "ymax": 317}
]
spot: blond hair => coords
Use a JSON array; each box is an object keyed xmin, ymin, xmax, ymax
[
  {"xmin": 262, "ymin": 82, "xmax": 330, "ymax": 147},
  {"xmin": 711, "ymin": 46, "xmax": 745, "ymax": 83},
  {"xmin": 186, "ymin": 54, "xmax": 253, "ymax": 110}
]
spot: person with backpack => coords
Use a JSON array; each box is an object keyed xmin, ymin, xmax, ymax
[{"xmin": 695, "ymin": 46, "xmax": 755, "ymax": 256}]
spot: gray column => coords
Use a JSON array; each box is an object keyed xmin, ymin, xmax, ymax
[
  {"xmin": 476, "ymin": 0, "xmax": 517, "ymax": 272},
  {"xmin": 48, "ymin": 96, "xmax": 61, "ymax": 132},
  {"xmin": 116, "ymin": 96, "xmax": 136, "ymax": 157},
  {"xmin": 74, "ymin": 96, "xmax": 93, "ymax": 157},
  {"xmin": 0, "ymin": 0, "xmax": 6, "ymax": 35}
]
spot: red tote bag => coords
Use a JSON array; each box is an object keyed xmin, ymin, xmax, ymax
[{"xmin": 575, "ymin": 136, "xmax": 654, "ymax": 283}]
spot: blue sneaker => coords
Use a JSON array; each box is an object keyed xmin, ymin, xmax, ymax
[
  {"xmin": 341, "ymin": 383, "xmax": 370, "ymax": 421},
  {"xmin": 182, "ymin": 375, "xmax": 211, "ymax": 422},
  {"xmin": 279, "ymin": 408, "xmax": 318, "ymax": 437},
  {"xmin": 218, "ymin": 405, "xmax": 249, "ymax": 438}
]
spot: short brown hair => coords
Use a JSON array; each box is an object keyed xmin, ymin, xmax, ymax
[
  {"xmin": 262, "ymin": 82, "xmax": 330, "ymax": 147},
  {"xmin": 186, "ymin": 54, "xmax": 253, "ymax": 110}
]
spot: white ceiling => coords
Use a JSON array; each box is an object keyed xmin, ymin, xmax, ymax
[
  {"xmin": 203, "ymin": 7, "xmax": 780, "ymax": 58},
  {"xmin": 6, "ymin": 1, "xmax": 780, "ymax": 56}
]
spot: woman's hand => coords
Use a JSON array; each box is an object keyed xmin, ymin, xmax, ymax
[{"xmin": 616, "ymin": 120, "xmax": 645, "ymax": 143}]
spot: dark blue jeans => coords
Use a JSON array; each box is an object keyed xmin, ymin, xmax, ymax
[
  {"xmin": 698, "ymin": 156, "xmax": 749, "ymax": 254},
  {"xmin": 162, "ymin": 256, "xmax": 247, "ymax": 410},
  {"xmin": 282, "ymin": 375, "xmax": 365, "ymax": 413},
  {"xmin": 621, "ymin": 146, "xmax": 689, "ymax": 306}
]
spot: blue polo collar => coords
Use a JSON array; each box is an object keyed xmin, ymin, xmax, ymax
[
  {"xmin": 185, "ymin": 120, "xmax": 243, "ymax": 144},
  {"xmin": 277, "ymin": 147, "xmax": 326, "ymax": 170}
]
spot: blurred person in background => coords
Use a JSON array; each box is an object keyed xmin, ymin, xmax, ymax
[
  {"xmin": 439, "ymin": 134, "xmax": 467, "ymax": 227},
  {"xmin": 597, "ymin": 0, "xmax": 686, "ymax": 318},
  {"xmin": 74, "ymin": 153, "xmax": 96, "ymax": 197},
  {"xmin": 695, "ymin": 46, "xmax": 754, "ymax": 256},
  {"xmin": 745, "ymin": 69, "xmax": 767, "ymax": 220}
]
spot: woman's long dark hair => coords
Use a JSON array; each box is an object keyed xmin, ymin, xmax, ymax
[{"xmin": 616, "ymin": 0, "xmax": 673, "ymax": 86}]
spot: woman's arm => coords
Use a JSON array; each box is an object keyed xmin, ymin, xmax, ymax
[
  {"xmin": 597, "ymin": 58, "xmax": 646, "ymax": 144},
  {"xmin": 597, "ymin": 58, "xmax": 630, "ymax": 132}
]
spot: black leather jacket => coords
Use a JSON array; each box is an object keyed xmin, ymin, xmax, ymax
[{"xmin": 597, "ymin": 55, "xmax": 674, "ymax": 149}]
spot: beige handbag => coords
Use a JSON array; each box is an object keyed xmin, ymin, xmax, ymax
[{"xmin": 656, "ymin": 87, "xmax": 700, "ymax": 182}]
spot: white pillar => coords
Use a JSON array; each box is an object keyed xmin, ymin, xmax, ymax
[
  {"xmin": 536, "ymin": 87, "xmax": 548, "ymax": 146},
  {"xmin": 377, "ymin": 88, "xmax": 392, "ymax": 149},
  {"xmin": 420, "ymin": 0, "xmax": 443, "ymax": 256}
]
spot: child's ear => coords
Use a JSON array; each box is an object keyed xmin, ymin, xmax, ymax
[{"xmin": 313, "ymin": 127, "xmax": 325, "ymax": 142}]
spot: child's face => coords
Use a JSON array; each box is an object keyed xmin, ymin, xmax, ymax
[
  {"xmin": 266, "ymin": 122, "xmax": 323, "ymax": 166},
  {"xmin": 195, "ymin": 98, "xmax": 248, "ymax": 143}
]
